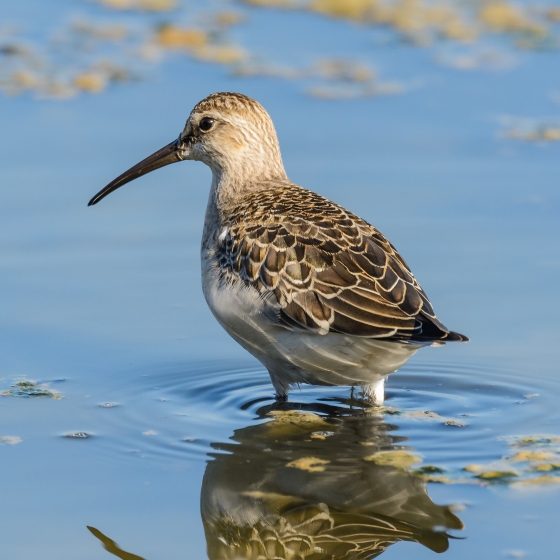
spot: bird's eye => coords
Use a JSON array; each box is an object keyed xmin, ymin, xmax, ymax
[{"xmin": 199, "ymin": 117, "xmax": 214, "ymax": 132}]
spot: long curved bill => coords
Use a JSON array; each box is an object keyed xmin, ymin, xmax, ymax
[{"xmin": 88, "ymin": 138, "xmax": 186, "ymax": 206}]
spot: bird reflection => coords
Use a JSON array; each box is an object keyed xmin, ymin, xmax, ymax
[{"xmin": 201, "ymin": 400, "xmax": 463, "ymax": 560}]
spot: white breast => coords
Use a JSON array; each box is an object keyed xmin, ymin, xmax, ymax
[{"xmin": 201, "ymin": 247, "xmax": 419, "ymax": 398}]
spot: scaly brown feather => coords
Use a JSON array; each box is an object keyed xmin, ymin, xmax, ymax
[{"xmin": 216, "ymin": 181, "xmax": 468, "ymax": 344}]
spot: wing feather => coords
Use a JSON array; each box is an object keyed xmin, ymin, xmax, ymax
[{"xmin": 217, "ymin": 184, "xmax": 468, "ymax": 343}]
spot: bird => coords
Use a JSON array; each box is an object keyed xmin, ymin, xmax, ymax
[{"xmin": 88, "ymin": 92, "xmax": 468, "ymax": 405}]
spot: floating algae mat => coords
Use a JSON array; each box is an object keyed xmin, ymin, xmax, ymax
[
  {"xmin": 2, "ymin": 0, "xmax": 560, "ymax": 115},
  {"xmin": 1, "ymin": 380, "xmax": 63, "ymax": 398}
]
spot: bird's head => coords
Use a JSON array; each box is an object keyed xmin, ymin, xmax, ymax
[{"xmin": 88, "ymin": 92, "xmax": 285, "ymax": 207}]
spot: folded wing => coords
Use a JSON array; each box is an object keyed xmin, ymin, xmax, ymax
[{"xmin": 218, "ymin": 185, "xmax": 468, "ymax": 344}]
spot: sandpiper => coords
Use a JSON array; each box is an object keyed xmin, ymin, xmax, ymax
[{"xmin": 89, "ymin": 92, "xmax": 467, "ymax": 404}]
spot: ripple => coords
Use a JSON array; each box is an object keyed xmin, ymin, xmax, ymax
[{"xmin": 87, "ymin": 359, "xmax": 560, "ymax": 479}]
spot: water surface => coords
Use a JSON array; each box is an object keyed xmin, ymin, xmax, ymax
[{"xmin": 1, "ymin": 1, "xmax": 560, "ymax": 558}]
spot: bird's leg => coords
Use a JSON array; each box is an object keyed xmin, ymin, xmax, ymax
[
  {"xmin": 349, "ymin": 385, "xmax": 359, "ymax": 409},
  {"xmin": 269, "ymin": 370, "xmax": 290, "ymax": 402},
  {"xmin": 361, "ymin": 378, "xmax": 386, "ymax": 406}
]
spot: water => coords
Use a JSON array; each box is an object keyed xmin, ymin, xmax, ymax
[{"xmin": 1, "ymin": 1, "xmax": 560, "ymax": 558}]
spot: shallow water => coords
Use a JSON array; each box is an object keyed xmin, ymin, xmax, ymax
[
  {"xmin": 2, "ymin": 1, "xmax": 560, "ymax": 559},
  {"xmin": 3, "ymin": 359, "xmax": 560, "ymax": 558}
]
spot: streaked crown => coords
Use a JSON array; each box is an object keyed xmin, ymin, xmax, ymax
[
  {"xmin": 192, "ymin": 91, "xmax": 270, "ymax": 119},
  {"xmin": 185, "ymin": 92, "xmax": 287, "ymax": 189}
]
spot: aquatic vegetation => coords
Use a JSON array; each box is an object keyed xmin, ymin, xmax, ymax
[
  {"xmin": 1, "ymin": 0, "xmax": 558, "ymax": 102},
  {"xmin": 478, "ymin": 1, "xmax": 545, "ymax": 35},
  {"xmin": 506, "ymin": 125, "xmax": 560, "ymax": 142},
  {"xmin": 414, "ymin": 465, "xmax": 445, "ymax": 474},
  {"xmin": 549, "ymin": 7, "xmax": 560, "ymax": 22},
  {"xmin": 530, "ymin": 463, "xmax": 560, "ymax": 471},
  {"xmin": 154, "ymin": 25, "xmax": 208, "ymax": 49},
  {"xmin": 1, "ymin": 380, "xmax": 63, "ymax": 398},
  {"xmin": 269, "ymin": 420, "xmax": 560, "ymax": 488},
  {"xmin": 344, "ymin": 411, "xmax": 560, "ymax": 488},
  {"xmin": 499, "ymin": 113, "xmax": 560, "ymax": 143},
  {"xmin": 512, "ymin": 475, "xmax": 560, "ymax": 487},
  {"xmin": 74, "ymin": 71, "xmax": 109, "ymax": 93},
  {"xmin": 463, "ymin": 464, "xmax": 485, "ymax": 472},
  {"xmin": 374, "ymin": 405, "xmax": 469, "ymax": 426},
  {"xmin": 97, "ymin": 0, "xmax": 177, "ymax": 11},
  {"xmin": 265, "ymin": 410, "xmax": 331, "ymax": 437},
  {"xmin": 511, "ymin": 450, "xmax": 554, "ymax": 462},
  {"xmin": 509, "ymin": 435, "xmax": 560, "ymax": 445},
  {"xmin": 0, "ymin": 20, "xmax": 136, "ymax": 99},
  {"xmin": 242, "ymin": 0, "xmax": 559, "ymax": 47},
  {"xmin": 267, "ymin": 410, "xmax": 330, "ymax": 427},
  {"xmin": 255, "ymin": 401, "xmax": 558, "ymax": 491},
  {"xmin": 456, "ymin": 434, "xmax": 560, "ymax": 487},
  {"xmin": 444, "ymin": 419, "xmax": 466, "ymax": 427},
  {"xmin": 475, "ymin": 470, "xmax": 518, "ymax": 480},
  {"xmin": 286, "ymin": 456, "xmax": 331, "ymax": 471},
  {"xmin": 308, "ymin": 0, "xmax": 479, "ymax": 44},
  {"xmin": 364, "ymin": 449, "xmax": 422, "ymax": 468}
]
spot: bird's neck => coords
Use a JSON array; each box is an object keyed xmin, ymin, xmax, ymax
[
  {"xmin": 201, "ymin": 161, "xmax": 288, "ymax": 248},
  {"xmin": 209, "ymin": 159, "xmax": 287, "ymax": 212}
]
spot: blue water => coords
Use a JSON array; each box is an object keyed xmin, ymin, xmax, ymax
[{"xmin": 1, "ymin": 1, "xmax": 560, "ymax": 559}]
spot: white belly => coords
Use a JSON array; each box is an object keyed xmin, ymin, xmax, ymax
[{"xmin": 201, "ymin": 255, "xmax": 420, "ymax": 396}]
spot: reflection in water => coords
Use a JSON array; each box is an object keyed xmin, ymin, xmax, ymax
[
  {"xmin": 87, "ymin": 526, "xmax": 146, "ymax": 560},
  {"xmin": 202, "ymin": 401, "xmax": 463, "ymax": 560}
]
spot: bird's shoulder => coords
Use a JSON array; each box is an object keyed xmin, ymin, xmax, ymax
[
  {"xmin": 216, "ymin": 182, "xmax": 464, "ymax": 343},
  {"xmin": 222, "ymin": 181, "xmax": 396, "ymax": 257}
]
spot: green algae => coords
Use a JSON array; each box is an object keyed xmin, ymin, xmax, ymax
[{"xmin": 1, "ymin": 380, "xmax": 63, "ymax": 399}]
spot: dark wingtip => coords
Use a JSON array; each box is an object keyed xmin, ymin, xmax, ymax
[{"xmin": 446, "ymin": 331, "xmax": 469, "ymax": 342}]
